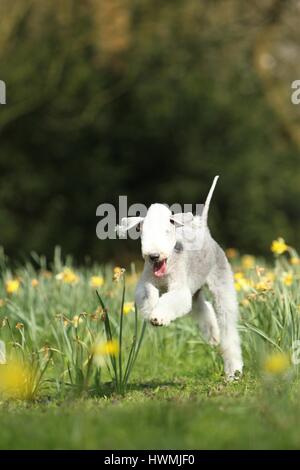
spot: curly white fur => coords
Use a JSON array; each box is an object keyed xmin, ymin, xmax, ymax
[{"xmin": 117, "ymin": 176, "xmax": 243, "ymax": 380}]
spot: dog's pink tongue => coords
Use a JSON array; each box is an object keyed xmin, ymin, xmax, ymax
[{"xmin": 153, "ymin": 259, "xmax": 167, "ymax": 277}]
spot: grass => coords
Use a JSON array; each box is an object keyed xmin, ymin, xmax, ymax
[
  {"xmin": 1, "ymin": 243, "xmax": 300, "ymax": 449},
  {"xmin": 1, "ymin": 373, "xmax": 300, "ymax": 449}
]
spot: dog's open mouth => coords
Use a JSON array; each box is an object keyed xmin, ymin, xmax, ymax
[{"xmin": 153, "ymin": 259, "xmax": 167, "ymax": 277}]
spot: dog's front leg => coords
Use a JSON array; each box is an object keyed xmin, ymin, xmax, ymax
[
  {"xmin": 150, "ymin": 287, "xmax": 192, "ymax": 326},
  {"xmin": 135, "ymin": 279, "xmax": 159, "ymax": 319}
]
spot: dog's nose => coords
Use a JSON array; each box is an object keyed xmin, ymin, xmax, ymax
[{"xmin": 149, "ymin": 253, "xmax": 160, "ymax": 262}]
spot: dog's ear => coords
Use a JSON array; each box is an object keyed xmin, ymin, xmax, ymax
[
  {"xmin": 202, "ymin": 175, "xmax": 219, "ymax": 226},
  {"xmin": 170, "ymin": 212, "xmax": 194, "ymax": 227},
  {"xmin": 116, "ymin": 217, "xmax": 144, "ymax": 238}
]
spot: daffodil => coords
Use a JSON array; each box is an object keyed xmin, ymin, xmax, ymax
[
  {"xmin": 90, "ymin": 276, "xmax": 104, "ymax": 288},
  {"xmin": 0, "ymin": 360, "xmax": 32, "ymax": 399},
  {"xmin": 113, "ymin": 266, "xmax": 125, "ymax": 282},
  {"xmin": 15, "ymin": 322, "xmax": 24, "ymax": 330},
  {"xmin": 234, "ymin": 272, "xmax": 244, "ymax": 281},
  {"xmin": 241, "ymin": 255, "xmax": 255, "ymax": 269},
  {"xmin": 255, "ymin": 270, "xmax": 274, "ymax": 291},
  {"xmin": 255, "ymin": 278, "xmax": 273, "ymax": 291},
  {"xmin": 5, "ymin": 279, "xmax": 20, "ymax": 294},
  {"xmin": 282, "ymin": 272, "xmax": 293, "ymax": 287},
  {"xmin": 290, "ymin": 257, "xmax": 300, "ymax": 266},
  {"xmin": 271, "ymin": 237, "xmax": 288, "ymax": 255},
  {"xmin": 93, "ymin": 340, "xmax": 119, "ymax": 357},
  {"xmin": 234, "ymin": 272, "xmax": 253, "ymax": 291},
  {"xmin": 31, "ymin": 278, "xmax": 39, "ymax": 287},
  {"xmin": 123, "ymin": 301, "xmax": 135, "ymax": 315},
  {"xmin": 56, "ymin": 268, "xmax": 79, "ymax": 284},
  {"xmin": 263, "ymin": 352, "xmax": 290, "ymax": 375}
]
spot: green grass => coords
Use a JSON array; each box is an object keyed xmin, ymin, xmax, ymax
[
  {"xmin": 1, "ymin": 247, "xmax": 300, "ymax": 449},
  {"xmin": 1, "ymin": 373, "xmax": 300, "ymax": 449}
]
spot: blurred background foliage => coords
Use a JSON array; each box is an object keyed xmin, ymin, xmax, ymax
[{"xmin": 0, "ymin": 0, "xmax": 300, "ymax": 263}]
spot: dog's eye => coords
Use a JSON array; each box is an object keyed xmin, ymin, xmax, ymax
[{"xmin": 170, "ymin": 219, "xmax": 175, "ymax": 226}]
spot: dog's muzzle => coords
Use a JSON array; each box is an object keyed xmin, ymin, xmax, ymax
[
  {"xmin": 148, "ymin": 255, "xmax": 167, "ymax": 277},
  {"xmin": 149, "ymin": 253, "xmax": 160, "ymax": 263}
]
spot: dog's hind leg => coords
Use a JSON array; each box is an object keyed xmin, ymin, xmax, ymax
[
  {"xmin": 192, "ymin": 290, "xmax": 220, "ymax": 346},
  {"xmin": 206, "ymin": 246, "xmax": 243, "ymax": 380}
]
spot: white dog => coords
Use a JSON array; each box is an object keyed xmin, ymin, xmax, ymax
[{"xmin": 117, "ymin": 176, "xmax": 243, "ymax": 379}]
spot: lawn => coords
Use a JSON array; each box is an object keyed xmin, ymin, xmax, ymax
[{"xmin": 0, "ymin": 243, "xmax": 300, "ymax": 449}]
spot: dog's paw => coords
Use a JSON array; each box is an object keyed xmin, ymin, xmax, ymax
[
  {"xmin": 149, "ymin": 311, "xmax": 172, "ymax": 327},
  {"xmin": 150, "ymin": 317, "xmax": 164, "ymax": 327},
  {"xmin": 224, "ymin": 360, "xmax": 243, "ymax": 381}
]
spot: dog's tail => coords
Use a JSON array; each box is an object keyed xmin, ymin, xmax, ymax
[{"xmin": 202, "ymin": 175, "xmax": 219, "ymax": 226}]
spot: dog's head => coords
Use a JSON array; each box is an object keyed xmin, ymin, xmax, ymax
[
  {"xmin": 117, "ymin": 203, "xmax": 190, "ymax": 277},
  {"xmin": 116, "ymin": 176, "xmax": 219, "ymax": 277},
  {"xmin": 141, "ymin": 204, "xmax": 193, "ymax": 276}
]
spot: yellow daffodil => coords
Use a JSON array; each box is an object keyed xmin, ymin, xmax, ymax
[
  {"xmin": 113, "ymin": 266, "xmax": 125, "ymax": 282},
  {"xmin": 31, "ymin": 278, "xmax": 39, "ymax": 287},
  {"xmin": 93, "ymin": 340, "xmax": 119, "ymax": 357},
  {"xmin": 234, "ymin": 272, "xmax": 244, "ymax": 281},
  {"xmin": 56, "ymin": 268, "xmax": 79, "ymax": 284},
  {"xmin": 282, "ymin": 272, "xmax": 293, "ymax": 287},
  {"xmin": 290, "ymin": 257, "xmax": 300, "ymax": 266},
  {"xmin": 254, "ymin": 269, "xmax": 274, "ymax": 291},
  {"xmin": 255, "ymin": 278, "xmax": 273, "ymax": 291},
  {"xmin": 5, "ymin": 279, "xmax": 20, "ymax": 294},
  {"xmin": 241, "ymin": 255, "xmax": 255, "ymax": 269},
  {"xmin": 241, "ymin": 278, "xmax": 253, "ymax": 290},
  {"xmin": 263, "ymin": 352, "xmax": 290, "ymax": 375},
  {"xmin": 226, "ymin": 248, "xmax": 238, "ymax": 259},
  {"xmin": 271, "ymin": 237, "xmax": 288, "ymax": 255},
  {"xmin": 234, "ymin": 272, "xmax": 253, "ymax": 291},
  {"xmin": 90, "ymin": 276, "xmax": 104, "ymax": 288},
  {"xmin": 123, "ymin": 301, "xmax": 135, "ymax": 315},
  {"xmin": 0, "ymin": 360, "xmax": 32, "ymax": 399}
]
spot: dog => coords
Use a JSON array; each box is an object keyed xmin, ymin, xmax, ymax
[{"xmin": 116, "ymin": 176, "xmax": 243, "ymax": 379}]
